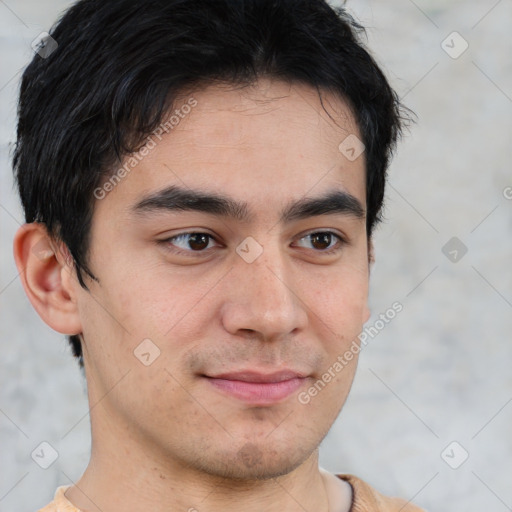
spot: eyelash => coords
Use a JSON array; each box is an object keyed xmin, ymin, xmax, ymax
[{"xmin": 159, "ymin": 230, "xmax": 346, "ymax": 257}]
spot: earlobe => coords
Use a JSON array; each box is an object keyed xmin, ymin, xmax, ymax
[{"xmin": 13, "ymin": 223, "xmax": 82, "ymax": 335}]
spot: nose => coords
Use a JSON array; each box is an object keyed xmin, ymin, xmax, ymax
[{"xmin": 220, "ymin": 242, "xmax": 308, "ymax": 341}]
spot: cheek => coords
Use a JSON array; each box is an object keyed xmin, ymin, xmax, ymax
[
  {"xmin": 305, "ymin": 276, "xmax": 369, "ymax": 366},
  {"xmin": 297, "ymin": 353, "xmax": 358, "ymax": 428},
  {"xmin": 310, "ymin": 268, "xmax": 368, "ymax": 319},
  {"xmin": 115, "ymin": 286, "xmax": 176, "ymax": 336},
  {"xmin": 87, "ymin": 266, "xmax": 178, "ymax": 340},
  {"xmin": 77, "ymin": 292, "xmax": 131, "ymax": 374}
]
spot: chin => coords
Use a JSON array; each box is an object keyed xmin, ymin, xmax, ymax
[{"xmin": 190, "ymin": 439, "xmax": 316, "ymax": 482}]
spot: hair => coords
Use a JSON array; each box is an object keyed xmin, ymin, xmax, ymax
[{"xmin": 13, "ymin": 0, "xmax": 409, "ymax": 369}]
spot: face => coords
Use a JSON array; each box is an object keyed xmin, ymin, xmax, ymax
[{"xmin": 76, "ymin": 78, "xmax": 371, "ymax": 480}]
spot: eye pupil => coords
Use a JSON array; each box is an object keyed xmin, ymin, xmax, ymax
[
  {"xmin": 311, "ymin": 233, "xmax": 332, "ymax": 250},
  {"xmin": 189, "ymin": 233, "xmax": 209, "ymax": 250}
]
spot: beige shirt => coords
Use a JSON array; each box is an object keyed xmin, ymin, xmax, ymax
[{"xmin": 38, "ymin": 474, "xmax": 425, "ymax": 512}]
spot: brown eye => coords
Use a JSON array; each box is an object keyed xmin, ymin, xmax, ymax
[
  {"xmin": 187, "ymin": 233, "xmax": 210, "ymax": 250},
  {"xmin": 310, "ymin": 232, "xmax": 333, "ymax": 250},
  {"xmin": 166, "ymin": 232, "xmax": 216, "ymax": 252},
  {"xmin": 295, "ymin": 231, "xmax": 344, "ymax": 253}
]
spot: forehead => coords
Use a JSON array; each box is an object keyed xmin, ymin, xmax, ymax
[
  {"xmin": 98, "ymin": 79, "xmax": 366, "ymax": 219},
  {"xmin": 167, "ymin": 80, "xmax": 362, "ymax": 171}
]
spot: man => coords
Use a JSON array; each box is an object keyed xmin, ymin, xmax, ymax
[{"xmin": 13, "ymin": 0, "xmax": 422, "ymax": 510}]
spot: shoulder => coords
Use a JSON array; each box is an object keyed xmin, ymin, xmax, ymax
[
  {"xmin": 37, "ymin": 485, "xmax": 80, "ymax": 512},
  {"xmin": 337, "ymin": 474, "xmax": 427, "ymax": 512}
]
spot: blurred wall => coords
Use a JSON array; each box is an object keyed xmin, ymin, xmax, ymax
[{"xmin": 1, "ymin": 1, "xmax": 511, "ymax": 511}]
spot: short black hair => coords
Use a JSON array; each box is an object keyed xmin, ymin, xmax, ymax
[{"xmin": 13, "ymin": 0, "xmax": 409, "ymax": 369}]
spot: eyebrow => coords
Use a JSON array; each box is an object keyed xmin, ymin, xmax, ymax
[{"xmin": 131, "ymin": 185, "xmax": 365, "ymax": 223}]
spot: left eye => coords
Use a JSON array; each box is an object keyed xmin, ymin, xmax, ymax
[
  {"xmin": 295, "ymin": 232, "xmax": 344, "ymax": 252},
  {"xmin": 166, "ymin": 232, "xmax": 217, "ymax": 252}
]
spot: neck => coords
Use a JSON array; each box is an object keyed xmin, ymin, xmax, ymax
[{"xmin": 65, "ymin": 415, "xmax": 332, "ymax": 512}]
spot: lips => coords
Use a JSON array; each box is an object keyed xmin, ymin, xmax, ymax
[
  {"xmin": 209, "ymin": 370, "xmax": 305, "ymax": 383},
  {"xmin": 203, "ymin": 370, "xmax": 307, "ymax": 405}
]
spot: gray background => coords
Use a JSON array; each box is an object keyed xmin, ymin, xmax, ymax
[{"xmin": 1, "ymin": 1, "xmax": 511, "ymax": 511}]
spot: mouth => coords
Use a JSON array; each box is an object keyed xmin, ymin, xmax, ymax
[{"xmin": 202, "ymin": 370, "xmax": 308, "ymax": 405}]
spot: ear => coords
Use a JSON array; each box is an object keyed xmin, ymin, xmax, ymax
[{"xmin": 13, "ymin": 223, "xmax": 82, "ymax": 335}]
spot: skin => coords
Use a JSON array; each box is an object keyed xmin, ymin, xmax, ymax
[{"xmin": 14, "ymin": 78, "xmax": 374, "ymax": 512}]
